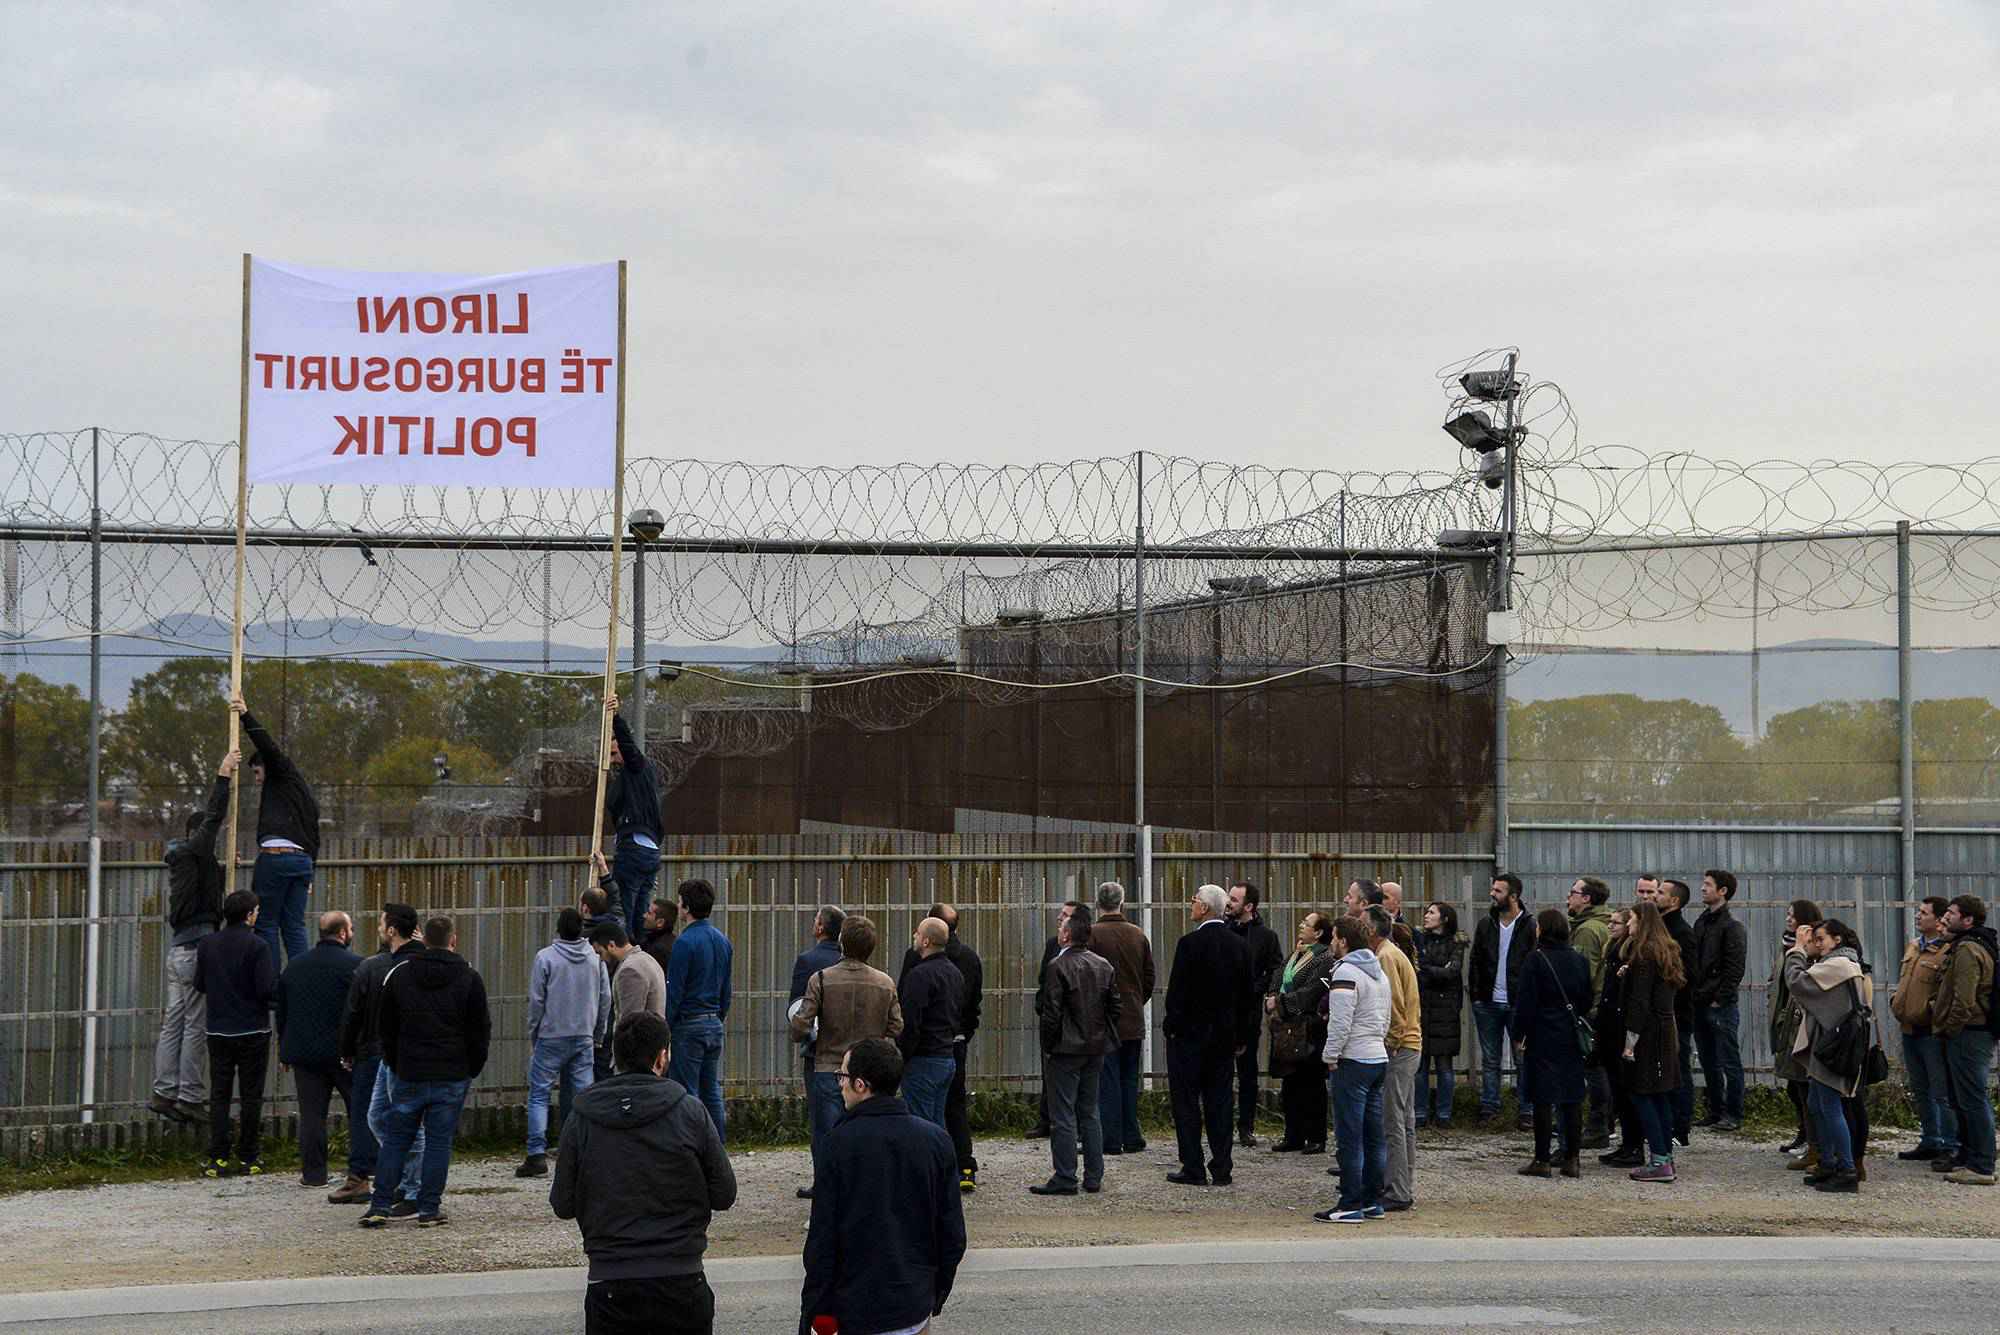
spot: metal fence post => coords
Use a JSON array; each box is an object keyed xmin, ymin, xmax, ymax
[
  {"xmin": 1897, "ymin": 521, "xmax": 1915, "ymax": 909},
  {"xmin": 82, "ymin": 427, "xmax": 102, "ymax": 1124}
]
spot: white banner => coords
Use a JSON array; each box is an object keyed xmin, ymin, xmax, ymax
[{"xmin": 245, "ymin": 258, "xmax": 619, "ymax": 488}]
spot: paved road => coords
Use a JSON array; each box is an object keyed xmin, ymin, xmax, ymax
[{"xmin": 5, "ymin": 1237, "xmax": 1998, "ymax": 1332}]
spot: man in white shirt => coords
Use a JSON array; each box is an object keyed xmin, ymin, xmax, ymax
[{"xmin": 1471, "ymin": 874, "xmax": 1536, "ymax": 1129}]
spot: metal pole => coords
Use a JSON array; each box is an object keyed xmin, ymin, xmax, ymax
[
  {"xmin": 1492, "ymin": 354, "xmax": 1518, "ymax": 871},
  {"xmin": 631, "ymin": 536, "xmax": 647, "ymax": 750},
  {"xmin": 82, "ymin": 427, "xmax": 102, "ymax": 1124},
  {"xmin": 1897, "ymin": 520, "xmax": 1915, "ymax": 906},
  {"xmin": 1133, "ymin": 451, "xmax": 1146, "ymax": 832},
  {"xmin": 1750, "ymin": 541, "xmax": 1763, "ymax": 739}
]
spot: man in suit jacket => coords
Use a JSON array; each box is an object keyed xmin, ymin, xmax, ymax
[
  {"xmin": 1026, "ymin": 900, "xmax": 1083, "ymax": 1139},
  {"xmin": 1163, "ymin": 884, "xmax": 1254, "ymax": 1186}
]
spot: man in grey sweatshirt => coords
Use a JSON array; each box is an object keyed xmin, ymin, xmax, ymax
[{"xmin": 518, "ymin": 907, "xmax": 612, "ymax": 1178}]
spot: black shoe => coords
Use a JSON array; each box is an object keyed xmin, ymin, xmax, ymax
[
  {"xmin": 388, "ymin": 1200, "xmax": 420, "ymax": 1219},
  {"xmin": 1697, "ymin": 1114, "xmax": 1723, "ymax": 1128},
  {"xmin": 1599, "ymin": 1148, "xmax": 1645, "ymax": 1168},
  {"xmin": 148, "ymin": 1094, "xmax": 182, "ymax": 1120},
  {"xmin": 1932, "ymin": 1156, "xmax": 1965, "ymax": 1174},
  {"xmin": 415, "ymin": 1211, "xmax": 450, "ymax": 1227},
  {"xmin": 1675, "ymin": 1129, "xmax": 1691, "ymax": 1147},
  {"xmin": 1579, "ymin": 1134, "xmax": 1611, "ymax": 1151},
  {"xmin": 514, "ymin": 1154, "xmax": 547, "ymax": 1179},
  {"xmin": 1813, "ymin": 1170, "xmax": 1859, "ymax": 1193},
  {"xmin": 1125, "ymin": 1139, "xmax": 1147, "ymax": 1152},
  {"xmin": 358, "ymin": 1209, "xmax": 391, "ymax": 1228},
  {"xmin": 796, "ymin": 1187, "xmax": 814, "ymax": 1200},
  {"xmin": 1898, "ymin": 1146, "xmax": 1941, "ymax": 1162},
  {"xmin": 1025, "ymin": 1126, "xmax": 1051, "ymax": 1140},
  {"xmin": 1268, "ymin": 1141, "xmax": 1305, "ymax": 1154},
  {"xmin": 1780, "ymin": 1135, "xmax": 1809, "ymax": 1155},
  {"xmin": 1714, "ymin": 1117, "xmax": 1742, "ymax": 1133},
  {"xmin": 1030, "ymin": 1179, "xmax": 1079, "ymax": 1196},
  {"xmin": 1102, "ymin": 1145, "xmax": 1123, "ymax": 1156},
  {"xmin": 1166, "ymin": 1170, "xmax": 1208, "ymax": 1186},
  {"xmin": 1238, "ymin": 1129, "xmax": 1258, "ymax": 1149},
  {"xmin": 1083, "ymin": 1180, "xmax": 1102, "ymax": 1194},
  {"xmin": 1514, "ymin": 1117, "xmax": 1533, "ymax": 1133},
  {"xmin": 1326, "ymin": 1164, "xmax": 1342, "ymax": 1177},
  {"xmin": 1379, "ymin": 1198, "xmax": 1413, "ymax": 1213},
  {"xmin": 1299, "ymin": 1143, "xmax": 1326, "ymax": 1156},
  {"xmin": 1212, "ymin": 1173, "xmax": 1233, "ymax": 1186}
]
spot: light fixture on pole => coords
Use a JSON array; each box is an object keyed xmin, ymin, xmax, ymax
[{"xmin": 626, "ymin": 508, "xmax": 666, "ymax": 749}]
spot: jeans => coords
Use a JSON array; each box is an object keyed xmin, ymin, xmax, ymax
[
  {"xmin": 611, "ymin": 840, "xmax": 662, "ymax": 944},
  {"xmin": 367, "ymin": 1060, "xmax": 424, "ymax": 1197},
  {"xmin": 807, "ymin": 1069, "xmax": 843, "ymax": 1182},
  {"xmin": 367, "ymin": 1073, "xmax": 470, "ymax": 1215},
  {"xmin": 1331, "ymin": 1060, "xmax": 1387, "ymax": 1212},
  {"xmin": 1416, "ymin": 1051, "xmax": 1454, "ymax": 1125},
  {"xmin": 527, "ymin": 1035, "xmax": 596, "ymax": 1156},
  {"xmin": 251, "ymin": 850, "xmax": 313, "ymax": 973},
  {"xmin": 585, "ymin": 1272, "xmax": 715, "ymax": 1335},
  {"xmin": 1235, "ymin": 1026, "xmax": 1262, "ymax": 1134},
  {"xmin": 1045, "ymin": 1052, "xmax": 1104, "ymax": 1188},
  {"xmin": 152, "ymin": 944, "xmax": 207, "ymax": 1103},
  {"xmin": 1471, "ymin": 1001, "xmax": 1522, "ymax": 1113},
  {"xmin": 1943, "ymin": 1029, "xmax": 1998, "ymax": 1175},
  {"xmin": 1674, "ymin": 1033, "xmax": 1696, "ymax": 1135},
  {"xmin": 1167, "ymin": 1037, "xmax": 1234, "ymax": 1181},
  {"xmin": 293, "ymin": 1061, "xmax": 351, "ymax": 1184},
  {"xmin": 1635, "ymin": 1090, "xmax": 1676, "ymax": 1160},
  {"xmin": 1098, "ymin": 1038, "xmax": 1144, "ymax": 1152},
  {"xmin": 1902, "ymin": 1030, "xmax": 1959, "ymax": 1153},
  {"xmin": 206, "ymin": 1031, "xmax": 270, "ymax": 1162},
  {"xmin": 1383, "ymin": 1047, "xmax": 1420, "ymax": 1204},
  {"xmin": 1692, "ymin": 1001, "xmax": 1744, "ymax": 1121},
  {"xmin": 903, "ymin": 1053, "xmax": 955, "ymax": 1129},
  {"xmin": 1807, "ymin": 1079, "xmax": 1854, "ymax": 1172},
  {"xmin": 946, "ymin": 1038, "xmax": 976, "ymax": 1172},
  {"xmin": 669, "ymin": 1015, "xmax": 726, "ymax": 1142}
]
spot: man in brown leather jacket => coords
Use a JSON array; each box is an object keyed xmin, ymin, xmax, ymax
[{"xmin": 1034, "ymin": 908, "xmax": 1122, "ymax": 1197}]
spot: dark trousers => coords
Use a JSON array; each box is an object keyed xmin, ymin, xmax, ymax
[
  {"xmin": 1167, "ymin": 1037, "xmax": 1234, "ymax": 1181},
  {"xmin": 292, "ymin": 1061, "xmax": 352, "ymax": 1185},
  {"xmin": 1098, "ymin": 1037, "xmax": 1145, "ymax": 1152},
  {"xmin": 1235, "ymin": 1027, "xmax": 1262, "ymax": 1134},
  {"xmin": 584, "ymin": 1272, "xmax": 715, "ymax": 1335},
  {"xmin": 1583, "ymin": 1064, "xmax": 1612, "ymax": 1138},
  {"xmin": 1787, "ymin": 1079, "xmax": 1812, "ymax": 1146},
  {"xmin": 1533, "ymin": 1101, "xmax": 1582, "ymax": 1164},
  {"xmin": 1608, "ymin": 1065, "xmax": 1643, "ymax": 1152},
  {"xmin": 947, "ymin": 1039, "xmax": 976, "ymax": 1172},
  {"xmin": 1843, "ymin": 1090, "xmax": 1871, "ymax": 1165},
  {"xmin": 206, "ymin": 1031, "xmax": 270, "ymax": 1162},
  {"xmin": 1279, "ymin": 1067, "xmax": 1328, "ymax": 1148},
  {"xmin": 1692, "ymin": 1001, "xmax": 1744, "ymax": 1121},
  {"xmin": 611, "ymin": 840, "xmax": 662, "ymax": 944},
  {"xmin": 1673, "ymin": 1031, "xmax": 1696, "ymax": 1136}
]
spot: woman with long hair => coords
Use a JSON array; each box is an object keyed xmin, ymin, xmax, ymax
[
  {"xmin": 1414, "ymin": 902, "xmax": 1466, "ymax": 1128},
  {"xmin": 1784, "ymin": 917, "xmax": 1873, "ymax": 1193},
  {"xmin": 1619, "ymin": 903, "xmax": 1686, "ymax": 1182},
  {"xmin": 1594, "ymin": 908, "xmax": 1645, "ymax": 1167},
  {"xmin": 1268, "ymin": 911, "xmax": 1337, "ymax": 1153},
  {"xmin": 1515, "ymin": 909, "xmax": 1593, "ymax": 1178},
  {"xmin": 1771, "ymin": 898, "xmax": 1823, "ymax": 1166}
]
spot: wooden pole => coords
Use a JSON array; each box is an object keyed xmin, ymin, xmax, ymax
[
  {"xmin": 587, "ymin": 260, "xmax": 629, "ymax": 871},
  {"xmin": 226, "ymin": 253, "xmax": 251, "ymax": 892}
]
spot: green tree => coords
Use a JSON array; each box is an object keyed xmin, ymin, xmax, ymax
[
  {"xmin": 1, "ymin": 673, "xmax": 94, "ymax": 821},
  {"xmin": 104, "ymin": 658, "xmax": 230, "ymax": 802},
  {"xmin": 362, "ymin": 734, "xmax": 505, "ymax": 790},
  {"xmin": 1912, "ymin": 697, "xmax": 2000, "ymax": 802},
  {"xmin": 1754, "ymin": 700, "xmax": 1898, "ymax": 810},
  {"xmin": 1509, "ymin": 693, "xmax": 1750, "ymax": 819}
]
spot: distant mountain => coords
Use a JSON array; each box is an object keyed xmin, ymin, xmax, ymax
[
  {"xmin": 1509, "ymin": 639, "xmax": 2000, "ymax": 734},
  {"xmin": 3, "ymin": 615, "xmax": 781, "ymax": 706}
]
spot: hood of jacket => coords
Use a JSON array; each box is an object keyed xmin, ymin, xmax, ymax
[
  {"xmin": 1953, "ymin": 925, "xmax": 2000, "ymax": 962},
  {"xmin": 577, "ymin": 1071, "xmax": 692, "ymax": 1130},
  {"xmin": 1570, "ymin": 903, "xmax": 1614, "ymax": 932},
  {"xmin": 1336, "ymin": 948, "xmax": 1383, "ymax": 981},
  {"xmin": 547, "ymin": 937, "xmax": 595, "ymax": 966},
  {"xmin": 412, "ymin": 948, "xmax": 471, "ymax": 990},
  {"xmin": 1807, "ymin": 947, "xmax": 1863, "ymax": 989}
]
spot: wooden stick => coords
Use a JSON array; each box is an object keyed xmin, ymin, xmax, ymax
[
  {"xmin": 587, "ymin": 260, "xmax": 629, "ymax": 872},
  {"xmin": 226, "ymin": 253, "xmax": 251, "ymax": 893}
]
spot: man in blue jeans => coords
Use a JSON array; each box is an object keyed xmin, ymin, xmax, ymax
[
  {"xmin": 666, "ymin": 877, "xmax": 733, "ymax": 1142},
  {"xmin": 361, "ymin": 915, "xmax": 491, "ymax": 1228},
  {"xmin": 331, "ymin": 903, "xmax": 424, "ymax": 1206},
  {"xmin": 230, "ymin": 695, "xmax": 321, "ymax": 974},
  {"xmin": 1469, "ymin": 875, "xmax": 1536, "ymax": 1126},
  {"xmin": 897, "ymin": 917, "xmax": 962, "ymax": 1129},
  {"xmin": 516, "ymin": 907, "xmax": 611, "ymax": 1178},
  {"xmin": 1930, "ymin": 895, "xmax": 1997, "ymax": 1186},
  {"xmin": 1314, "ymin": 916, "xmax": 1391, "ymax": 1224}
]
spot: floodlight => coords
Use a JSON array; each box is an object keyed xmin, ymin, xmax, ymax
[
  {"xmin": 1478, "ymin": 452, "xmax": 1506, "ymax": 490},
  {"xmin": 626, "ymin": 508, "xmax": 667, "ymax": 543},
  {"xmin": 654, "ymin": 660, "xmax": 683, "ymax": 682},
  {"xmin": 1459, "ymin": 370, "xmax": 1521, "ymax": 402},
  {"xmin": 1443, "ymin": 411, "xmax": 1507, "ymax": 453}
]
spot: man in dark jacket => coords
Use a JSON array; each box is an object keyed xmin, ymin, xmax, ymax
[
  {"xmin": 552, "ymin": 1012, "xmax": 737, "ymax": 1334},
  {"xmin": 1089, "ymin": 880, "xmax": 1155, "ymax": 1156},
  {"xmin": 1164, "ymin": 885, "xmax": 1254, "ymax": 1187},
  {"xmin": 787, "ymin": 905, "xmax": 845, "ymax": 1196},
  {"xmin": 330, "ymin": 902, "xmax": 424, "ymax": 1205},
  {"xmin": 600, "ymin": 695, "xmax": 664, "ymax": 943},
  {"xmin": 1225, "ymin": 881, "xmax": 1283, "ymax": 1147},
  {"xmin": 1689, "ymin": 869, "xmax": 1748, "ymax": 1130},
  {"xmin": 896, "ymin": 917, "xmax": 961, "ymax": 1131},
  {"xmin": 192, "ymin": 889, "xmax": 277, "ymax": 1177},
  {"xmin": 900, "ymin": 902, "xmax": 984, "ymax": 1189},
  {"xmin": 276, "ymin": 910, "xmax": 360, "ymax": 1189},
  {"xmin": 1469, "ymin": 873, "xmax": 1536, "ymax": 1126},
  {"xmin": 1660, "ymin": 880, "xmax": 1700, "ymax": 1143},
  {"xmin": 800, "ymin": 1038, "xmax": 966, "ymax": 1335},
  {"xmin": 1035, "ymin": 908, "xmax": 1121, "ymax": 1196},
  {"xmin": 150, "ymin": 748, "xmax": 235, "ymax": 1124},
  {"xmin": 361, "ymin": 915, "xmax": 492, "ymax": 1228},
  {"xmin": 640, "ymin": 897, "xmax": 677, "ymax": 977},
  {"xmin": 1027, "ymin": 900, "xmax": 1082, "ymax": 1139},
  {"xmin": 229, "ymin": 694, "xmax": 320, "ymax": 974}
]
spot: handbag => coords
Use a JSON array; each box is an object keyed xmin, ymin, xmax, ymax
[
  {"xmin": 1538, "ymin": 952, "xmax": 1595, "ymax": 1062},
  {"xmin": 1270, "ymin": 1011, "xmax": 1321, "ymax": 1065},
  {"xmin": 1812, "ymin": 977, "xmax": 1873, "ymax": 1081}
]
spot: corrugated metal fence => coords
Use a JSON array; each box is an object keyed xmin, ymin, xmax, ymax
[{"xmin": 3, "ymin": 826, "xmax": 1993, "ymax": 1133}]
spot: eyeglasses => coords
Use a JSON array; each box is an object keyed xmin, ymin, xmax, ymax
[{"xmin": 834, "ymin": 1072, "xmax": 861, "ymax": 1086}]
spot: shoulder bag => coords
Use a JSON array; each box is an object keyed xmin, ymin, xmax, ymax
[{"xmin": 1538, "ymin": 952, "xmax": 1594, "ymax": 1061}]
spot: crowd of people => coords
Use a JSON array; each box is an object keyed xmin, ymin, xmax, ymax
[{"xmin": 141, "ymin": 693, "xmax": 1997, "ymax": 1329}]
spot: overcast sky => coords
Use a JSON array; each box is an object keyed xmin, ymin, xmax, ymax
[{"xmin": 5, "ymin": 2, "xmax": 1998, "ymax": 476}]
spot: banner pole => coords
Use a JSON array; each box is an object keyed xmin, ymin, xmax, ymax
[
  {"xmin": 588, "ymin": 260, "xmax": 629, "ymax": 872},
  {"xmin": 226, "ymin": 253, "xmax": 251, "ymax": 893}
]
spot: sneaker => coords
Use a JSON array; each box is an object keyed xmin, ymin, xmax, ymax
[
  {"xmin": 298, "ymin": 1176, "xmax": 329, "ymax": 1189},
  {"xmin": 514, "ymin": 1154, "xmax": 548, "ymax": 1179},
  {"xmin": 1787, "ymin": 1151, "xmax": 1817, "ymax": 1172},
  {"xmin": 327, "ymin": 1176, "xmax": 372, "ymax": 1205},
  {"xmin": 1630, "ymin": 1161, "xmax": 1676, "ymax": 1183},
  {"xmin": 174, "ymin": 1101, "xmax": 207, "ymax": 1124},
  {"xmin": 147, "ymin": 1094, "xmax": 182, "ymax": 1120},
  {"xmin": 238, "ymin": 1160, "xmax": 265, "ymax": 1177},
  {"xmin": 1314, "ymin": 1207, "xmax": 1370, "ymax": 1224},
  {"xmin": 415, "ymin": 1212, "xmax": 450, "ymax": 1227},
  {"xmin": 1362, "ymin": 1204, "xmax": 1385, "ymax": 1219},
  {"xmin": 1779, "ymin": 1134, "xmax": 1808, "ymax": 1155},
  {"xmin": 1599, "ymin": 1148, "xmax": 1645, "ymax": 1168},
  {"xmin": 388, "ymin": 1200, "xmax": 421, "ymax": 1219},
  {"xmin": 1945, "ymin": 1168, "xmax": 1997, "ymax": 1186},
  {"xmin": 1024, "ymin": 1126, "xmax": 1051, "ymax": 1140},
  {"xmin": 959, "ymin": 1169, "xmax": 976, "ymax": 1194},
  {"xmin": 1714, "ymin": 1118, "xmax": 1742, "ymax": 1133},
  {"xmin": 1932, "ymin": 1156, "xmax": 1965, "ymax": 1174},
  {"xmin": 358, "ymin": 1210, "xmax": 392, "ymax": 1228},
  {"xmin": 200, "ymin": 1158, "xmax": 233, "ymax": 1179}
]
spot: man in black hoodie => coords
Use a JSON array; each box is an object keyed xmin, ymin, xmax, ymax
[
  {"xmin": 1225, "ymin": 881, "xmax": 1283, "ymax": 1148},
  {"xmin": 192, "ymin": 889, "xmax": 277, "ymax": 1177},
  {"xmin": 331, "ymin": 902, "xmax": 424, "ymax": 1206},
  {"xmin": 361, "ymin": 915, "xmax": 491, "ymax": 1228},
  {"xmin": 229, "ymin": 694, "xmax": 321, "ymax": 974},
  {"xmin": 552, "ymin": 1011, "xmax": 737, "ymax": 1334},
  {"xmin": 149, "ymin": 747, "xmax": 235, "ymax": 1123},
  {"xmin": 600, "ymin": 695, "xmax": 664, "ymax": 944}
]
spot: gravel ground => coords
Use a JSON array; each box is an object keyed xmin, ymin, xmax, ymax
[{"xmin": 5, "ymin": 1120, "xmax": 1994, "ymax": 1294}]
